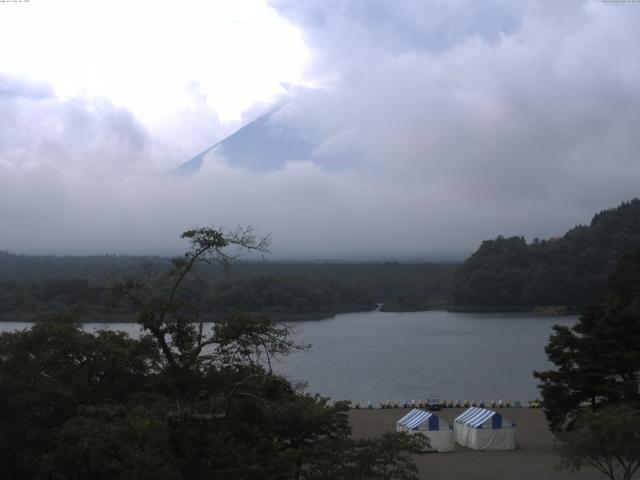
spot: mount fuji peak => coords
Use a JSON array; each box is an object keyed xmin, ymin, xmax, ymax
[{"xmin": 173, "ymin": 105, "xmax": 318, "ymax": 175}]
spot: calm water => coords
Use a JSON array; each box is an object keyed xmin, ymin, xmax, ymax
[{"xmin": 0, "ymin": 310, "xmax": 575, "ymax": 404}]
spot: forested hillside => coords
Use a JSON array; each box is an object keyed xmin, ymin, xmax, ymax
[
  {"xmin": 205, "ymin": 276, "xmax": 376, "ymax": 320},
  {"xmin": 453, "ymin": 199, "xmax": 640, "ymax": 310},
  {"xmin": 0, "ymin": 254, "xmax": 456, "ymax": 321}
]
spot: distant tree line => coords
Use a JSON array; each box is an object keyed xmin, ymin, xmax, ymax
[
  {"xmin": 206, "ymin": 276, "xmax": 376, "ymax": 319},
  {"xmin": 453, "ymin": 199, "xmax": 640, "ymax": 309},
  {"xmin": 0, "ymin": 254, "xmax": 457, "ymax": 321},
  {"xmin": 6, "ymin": 199, "xmax": 640, "ymax": 319}
]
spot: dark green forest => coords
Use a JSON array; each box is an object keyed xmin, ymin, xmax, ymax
[
  {"xmin": 0, "ymin": 254, "xmax": 456, "ymax": 321},
  {"xmin": 452, "ymin": 199, "xmax": 640, "ymax": 310},
  {"xmin": 3, "ymin": 198, "xmax": 640, "ymax": 319}
]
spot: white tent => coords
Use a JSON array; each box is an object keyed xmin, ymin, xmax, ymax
[
  {"xmin": 396, "ymin": 409, "xmax": 454, "ymax": 452},
  {"xmin": 454, "ymin": 407, "xmax": 516, "ymax": 450}
]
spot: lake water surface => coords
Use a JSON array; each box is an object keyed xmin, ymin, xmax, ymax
[{"xmin": 0, "ymin": 310, "xmax": 575, "ymax": 404}]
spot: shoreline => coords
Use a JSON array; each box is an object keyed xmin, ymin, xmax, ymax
[
  {"xmin": 0, "ymin": 306, "xmax": 579, "ymax": 323},
  {"xmin": 447, "ymin": 305, "xmax": 580, "ymax": 316},
  {"xmin": 349, "ymin": 408, "xmax": 601, "ymax": 480}
]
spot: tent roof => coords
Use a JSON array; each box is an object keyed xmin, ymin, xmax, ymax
[
  {"xmin": 455, "ymin": 407, "xmax": 508, "ymax": 428},
  {"xmin": 397, "ymin": 409, "xmax": 438, "ymax": 430}
]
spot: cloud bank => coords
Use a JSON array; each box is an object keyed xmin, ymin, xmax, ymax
[{"xmin": 2, "ymin": 1, "xmax": 640, "ymax": 258}]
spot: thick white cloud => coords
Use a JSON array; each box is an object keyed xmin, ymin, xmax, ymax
[
  {"xmin": 0, "ymin": 0, "xmax": 308, "ymax": 124},
  {"xmin": 2, "ymin": 1, "xmax": 640, "ymax": 258},
  {"xmin": 264, "ymin": 0, "xmax": 640, "ymax": 240}
]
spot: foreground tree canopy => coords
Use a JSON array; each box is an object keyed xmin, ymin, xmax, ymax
[
  {"xmin": 0, "ymin": 227, "xmax": 426, "ymax": 480},
  {"xmin": 535, "ymin": 248, "xmax": 640, "ymax": 433},
  {"xmin": 557, "ymin": 405, "xmax": 640, "ymax": 480}
]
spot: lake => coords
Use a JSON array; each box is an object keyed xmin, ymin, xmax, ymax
[{"xmin": 0, "ymin": 310, "xmax": 575, "ymax": 404}]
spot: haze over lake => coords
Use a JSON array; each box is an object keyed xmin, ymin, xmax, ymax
[{"xmin": 0, "ymin": 311, "xmax": 574, "ymax": 403}]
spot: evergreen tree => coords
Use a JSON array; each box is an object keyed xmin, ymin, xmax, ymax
[{"xmin": 534, "ymin": 249, "xmax": 640, "ymax": 432}]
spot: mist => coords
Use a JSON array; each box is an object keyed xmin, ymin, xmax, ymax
[{"xmin": 1, "ymin": 0, "xmax": 639, "ymax": 259}]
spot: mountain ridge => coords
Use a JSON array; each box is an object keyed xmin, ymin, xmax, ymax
[
  {"xmin": 173, "ymin": 104, "xmax": 316, "ymax": 175},
  {"xmin": 452, "ymin": 198, "xmax": 640, "ymax": 309}
]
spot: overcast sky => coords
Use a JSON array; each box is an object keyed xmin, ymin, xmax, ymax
[{"xmin": 1, "ymin": 0, "xmax": 639, "ymax": 259}]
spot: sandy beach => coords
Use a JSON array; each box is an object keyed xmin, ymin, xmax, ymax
[{"xmin": 349, "ymin": 408, "xmax": 606, "ymax": 480}]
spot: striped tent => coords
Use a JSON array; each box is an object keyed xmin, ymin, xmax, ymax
[
  {"xmin": 396, "ymin": 409, "xmax": 454, "ymax": 452},
  {"xmin": 454, "ymin": 407, "xmax": 516, "ymax": 450}
]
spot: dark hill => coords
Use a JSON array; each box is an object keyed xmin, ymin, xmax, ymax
[{"xmin": 452, "ymin": 199, "xmax": 640, "ymax": 310}]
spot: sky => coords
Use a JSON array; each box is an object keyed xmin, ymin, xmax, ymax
[{"xmin": 1, "ymin": 0, "xmax": 639, "ymax": 259}]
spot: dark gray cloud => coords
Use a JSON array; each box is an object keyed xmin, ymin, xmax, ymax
[
  {"xmin": 271, "ymin": 0, "xmax": 526, "ymax": 74},
  {"xmin": 2, "ymin": 1, "xmax": 640, "ymax": 258},
  {"xmin": 260, "ymin": 0, "xmax": 640, "ymax": 250}
]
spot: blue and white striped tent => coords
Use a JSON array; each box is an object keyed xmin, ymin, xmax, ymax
[
  {"xmin": 454, "ymin": 407, "xmax": 516, "ymax": 450},
  {"xmin": 396, "ymin": 409, "xmax": 454, "ymax": 452}
]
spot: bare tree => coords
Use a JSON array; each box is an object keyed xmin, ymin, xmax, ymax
[{"xmin": 112, "ymin": 225, "xmax": 274, "ymax": 371}]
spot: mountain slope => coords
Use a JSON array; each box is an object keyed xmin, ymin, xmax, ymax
[
  {"xmin": 173, "ymin": 107, "xmax": 316, "ymax": 175},
  {"xmin": 452, "ymin": 199, "xmax": 640, "ymax": 309}
]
